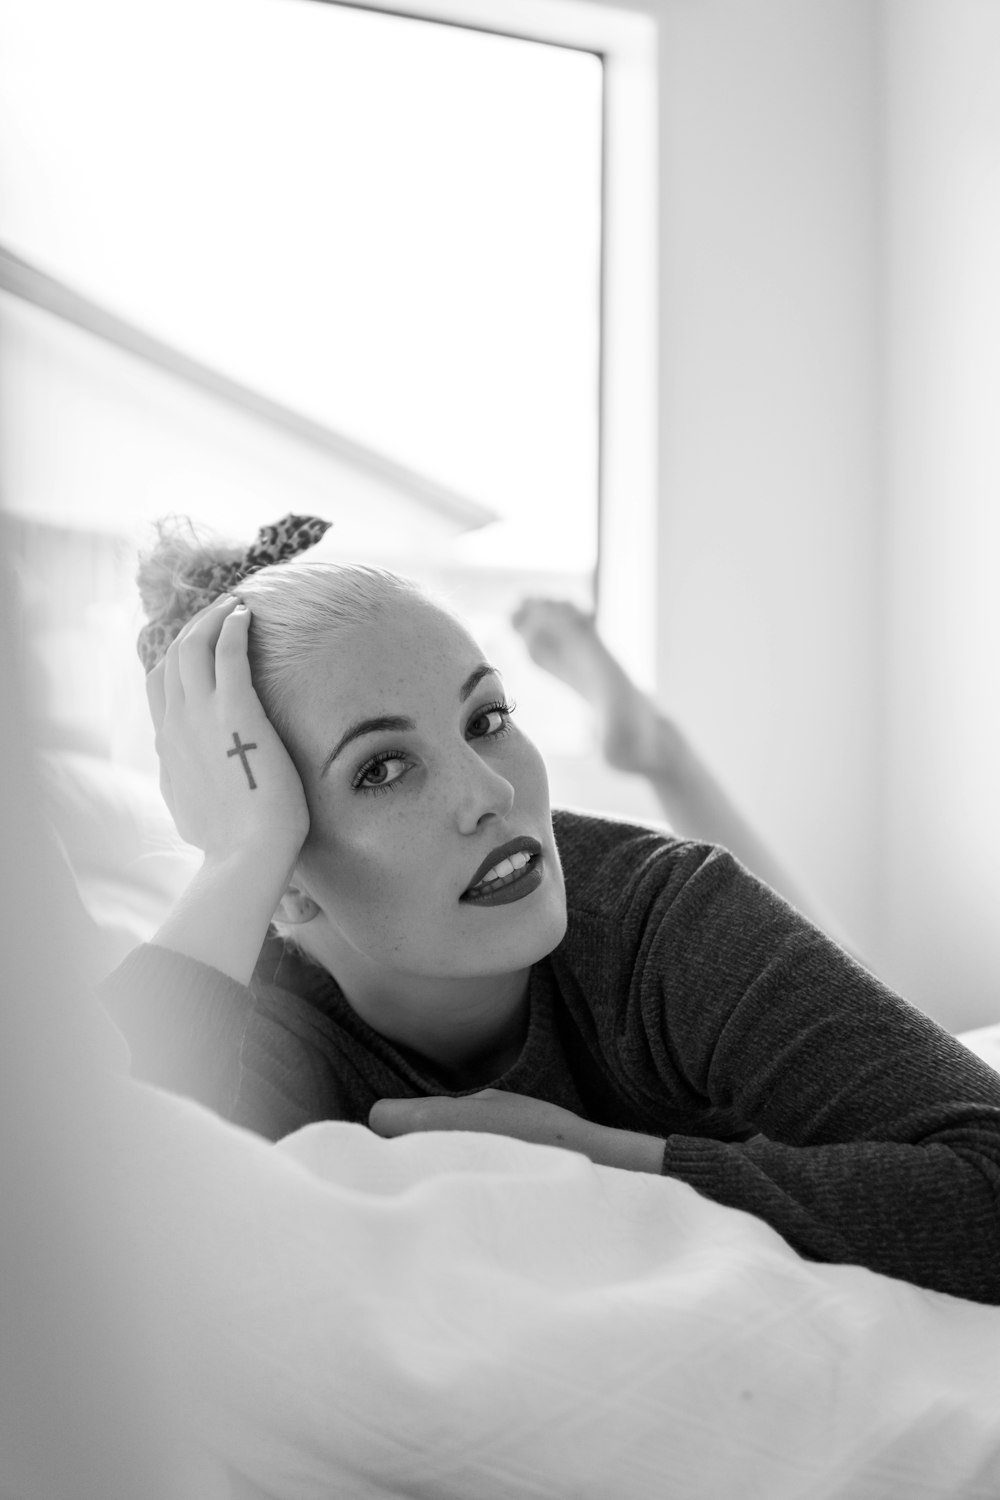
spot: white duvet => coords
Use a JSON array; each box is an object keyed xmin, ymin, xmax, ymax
[{"xmin": 110, "ymin": 1071, "xmax": 1000, "ymax": 1500}]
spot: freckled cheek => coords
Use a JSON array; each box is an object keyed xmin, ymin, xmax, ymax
[
  {"xmin": 298, "ymin": 792, "xmax": 433, "ymax": 903},
  {"xmin": 511, "ymin": 736, "xmax": 552, "ymax": 815}
]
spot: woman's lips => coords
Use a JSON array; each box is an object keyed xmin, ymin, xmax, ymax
[
  {"xmin": 460, "ymin": 853, "xmax": 544, "ymax": 907},
  {"xmin": 461, "ymin": 836, "xmax": 544, "ymax": 905}
]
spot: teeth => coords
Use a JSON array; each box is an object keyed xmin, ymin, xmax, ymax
[{"xmin": 475, "ymin": 848, "xmax": 532, "ymax": 888}]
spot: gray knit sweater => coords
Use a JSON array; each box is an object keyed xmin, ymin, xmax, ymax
[{"xmin": 100, "ymin": 808, "xmax": 1000, "ymax": 1302}]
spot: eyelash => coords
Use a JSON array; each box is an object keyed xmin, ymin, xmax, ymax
[
  {"xmin": 351, "ymin": 699, "xmax": 517, "ymax": 797},
  {"xmin": 468, "ymin": 698, "xmax": 517, "ymax": 742}
]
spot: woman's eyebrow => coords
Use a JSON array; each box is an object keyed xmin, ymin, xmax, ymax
[
  {"xmin": 459, "ymin": 662, "xmax": 500, "ymax": 701},
  {"xmin": 320, "ymin": 663, "xmax": 500, "ymax": 775},
  {"xmin": 320, "ymin": 715, "xmax": 415, "ymax": 776}
]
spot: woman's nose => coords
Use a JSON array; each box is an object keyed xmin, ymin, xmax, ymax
[{"xmin": 453, "ymin": 745, "xmax": 515, "ymax": 833}]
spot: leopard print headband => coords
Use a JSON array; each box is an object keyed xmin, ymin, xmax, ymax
[{"xmin": 136, "ymin": 513, "xmax": 332, "ymax": 674}]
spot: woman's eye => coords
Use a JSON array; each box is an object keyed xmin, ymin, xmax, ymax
[
  {"xmin": 468, "ymin": 701, "xmax": 516, "ymax": 739},
  {"xmin": 355, "ymin": 755, "xmax": 408, "ymax": 793}
]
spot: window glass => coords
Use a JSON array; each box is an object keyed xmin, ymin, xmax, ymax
[
  {"xmin": 0, "ymin": 0, "xmax": 601, "ymax": 573},
  {"xmin": 0, "ymin": 0, "xmax": 603, "ymax": 764}
]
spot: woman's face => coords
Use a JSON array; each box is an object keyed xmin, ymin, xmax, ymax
[{"xmin": 279, "ymin": 593, "xmax": 568, "ymax": 992}]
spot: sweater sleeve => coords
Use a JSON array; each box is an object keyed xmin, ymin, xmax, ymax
[
  {"xmin": 95, "ymin": 943, "xmax": 341, "ymax": 1140},
  {"xmin": 634, "ymin": 844, "xmax": 1000, "ymax": 1302}
]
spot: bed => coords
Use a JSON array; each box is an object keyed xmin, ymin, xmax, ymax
[{"xmin": 42, "ymin": 746, "xmax": 1000, "ymax": 1500}]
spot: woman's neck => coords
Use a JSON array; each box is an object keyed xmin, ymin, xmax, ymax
[
  {"xmin": 396, "ymin": 990, "xmax": 530, "ymax": 1089},
  {"xmin": 319, "ymin": 950, "xmax": 533, "ymax": 1087}
]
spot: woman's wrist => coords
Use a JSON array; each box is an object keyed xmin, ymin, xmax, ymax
[
  {"xmin": 201, "ymin": 835, "xmax": 302, "ymax": 885},
  {"xmin": 586, "ymin": 1123, "xmax": 667, "ymax": 1174},
  {"xmin": 152, "ymin": 844, "xmax": 300, "ymax": 986}
]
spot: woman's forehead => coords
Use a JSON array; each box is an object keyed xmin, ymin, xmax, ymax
[{"xmin": 310, "ymin": 596, "xmax": 484, "ymax": 696}]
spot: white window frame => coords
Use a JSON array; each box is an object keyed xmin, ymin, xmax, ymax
[{"xmin": 317, "ymin": 0, "xmax": 659, "ymax": 689}]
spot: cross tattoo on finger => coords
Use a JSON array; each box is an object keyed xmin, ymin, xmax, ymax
[{"xmin": 227, "ymin": 731, "xmax": 258, "ymax": 789}]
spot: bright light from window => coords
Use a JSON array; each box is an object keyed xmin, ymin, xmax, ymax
[{"xmin": 0, "ymin": 0, "xmax": 602, "ymax": 573}]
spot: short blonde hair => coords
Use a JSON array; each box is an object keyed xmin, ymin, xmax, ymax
[
  {"xmin": 136, "ymin": 515, "xmax": 440, "ymax": 735},
  {"xmin": 234, "ymin": 560, "xmax": 432, "ymax": 736}
]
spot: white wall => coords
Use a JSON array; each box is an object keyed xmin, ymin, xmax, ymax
[
  {"xmin": 572, "ymin": 0, "xmax": 885, "ymax": 959},
  {"xmin": 655, "ymin": 0, "xmax": 884, "ymax": 967},
  {"xmin": 881, "ymin": 0, "xmax": 1000, "ymax": 1026},
  {"xmin": 570, "ymin": 0, "xmax": 1000, "ymax": 1029}
]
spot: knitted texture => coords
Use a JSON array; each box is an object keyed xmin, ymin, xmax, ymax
[{"xmin": 99, "ymin": 808, "xmax": 1000, "ymax": 1300}]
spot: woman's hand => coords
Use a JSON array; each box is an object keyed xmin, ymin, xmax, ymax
[
  {"xmin": 370, "ymin": 1088, "xmax": 596, "ymax": 1153},
  {"xmin": 146, "ymin": 595, "xmax": 309, "ymax": 866},
  {"xmin": 369, "ymin": 1089, "xmax": 667, "ymax": 1173}
]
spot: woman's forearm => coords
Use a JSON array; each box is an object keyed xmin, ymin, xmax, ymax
[
  {"xmin": 370, "ymin": 1092, "xmax": 670, "ymax": 1176},
  {"xmin": 151, "ymin": 847, "xmax": 297, "ymax": 986}
]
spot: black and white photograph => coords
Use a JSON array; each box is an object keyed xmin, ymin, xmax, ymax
[{"xmin": 2, "ymin": 2, "xmax": 1000, "ymax": 1496}]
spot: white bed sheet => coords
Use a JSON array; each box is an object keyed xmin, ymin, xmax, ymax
[{"xmin": 106, "ymin": 1075, "xmax": 1000, "ymax": 1500}]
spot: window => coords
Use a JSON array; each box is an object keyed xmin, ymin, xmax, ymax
[{"xmin": 0, "ymin": 0, "xmax": 656, "ymax": 793}]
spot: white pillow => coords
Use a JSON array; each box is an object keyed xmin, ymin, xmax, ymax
[{"xmin": 39, "ymin": 749, "xmax": 197, "ymax": 905}]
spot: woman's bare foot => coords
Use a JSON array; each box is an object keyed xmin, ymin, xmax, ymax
[{"xmin": 511, "ymin": 598, "xmax": 672, "ymax": 777}]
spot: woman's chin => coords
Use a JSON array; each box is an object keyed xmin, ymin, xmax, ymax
[{"xmin": 456, "ymin": 887, "xmax": 568, "ymax": 974}]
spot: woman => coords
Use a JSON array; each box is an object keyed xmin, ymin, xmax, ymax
[{"xmin": 101, "ymin": 515, "xmax": 1000, "ymax": 1302}]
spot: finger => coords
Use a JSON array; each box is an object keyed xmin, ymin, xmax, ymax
[
  {"xmin": 369, "ymin": 1098, "xmax": 416, "ymax": 1136},
  {"xmin": 170, "ymin": 593, "xmax": 237, "ymax": 647},
  {"xmin": 214, "ymin": 603, "xmax": 255, "ymax": 701},
  {"xmin": 174, "ymin": 595, "xmax": 241, "ymax": 699},
  {"xmin": 369, "ymin": 1097, "xmax": 451, "ymax": 1136},
  {"xmin": 161, "ymin": 596, "xmax": 234, "ymax": 711}
]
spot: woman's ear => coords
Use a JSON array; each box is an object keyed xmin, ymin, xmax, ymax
[{"xmin": 274, "ymin": 886, "xmax": 321, "ymax": 925}]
